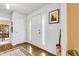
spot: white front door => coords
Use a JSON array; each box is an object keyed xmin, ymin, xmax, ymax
[{"xmin": 31, "ymin": 14, "xmax": 42, "ymax": 47}]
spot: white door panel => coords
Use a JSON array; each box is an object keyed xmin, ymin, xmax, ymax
[
  {"xmin": 12, "ymin": 12, "xmax": 25, "ymax": 45},
  {"xmin": 31, "ymin": 14, "xmax": 42, "ymax": 46}
]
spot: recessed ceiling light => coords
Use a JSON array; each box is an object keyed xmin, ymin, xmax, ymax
[{"xmin": 6, "ymin": 4, "xmax": 10, "ymax": 10}]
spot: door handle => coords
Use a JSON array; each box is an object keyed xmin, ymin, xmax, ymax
[
  {"xmin": 38, "ymin": 31, "xmax": 40, "ymax": 34},
  {"xmin": 38, "ymin": 30, "xmax": 40, "ymax": 34}
]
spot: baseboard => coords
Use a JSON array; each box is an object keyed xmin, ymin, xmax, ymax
[
  {"xmin": 12, "ymin": 41, "xmax": 26, "ymax": 46},
  {"xmin": 0, "ymin": 41, "xmax": 11, "ymax": 46}
]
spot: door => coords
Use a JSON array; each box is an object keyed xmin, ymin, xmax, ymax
[
  {"xmin": 12, "ymin": 12, "xmax": 25, "ymax": 45},
  {"xmin": 31, "ymin": 14, "xmax": 42, "ymax": 47}
]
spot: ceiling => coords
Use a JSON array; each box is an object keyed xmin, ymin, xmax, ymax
[{"xmin": 0, "ymin": 3, "xmax": 49, "ymax": 15}]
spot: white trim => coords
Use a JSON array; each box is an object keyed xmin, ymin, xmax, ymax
[
  {"xmin": 42, "ymin": 15, "xmax": 45, "ymax": 46},
  {"xmin": 61, "ymin": 3, "xmax": 67, "ymax": 56},
  {"xmin": 29, "ymin": 19, "xmax": 31, "ymax": 41}
]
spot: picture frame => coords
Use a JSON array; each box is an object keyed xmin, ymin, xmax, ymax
[{"xmin": 49, "ymin": 9, "xmax": 59, "ymax": 24}]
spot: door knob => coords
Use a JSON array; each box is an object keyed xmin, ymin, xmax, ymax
[{"xmin": 38, "ymin": 31, "xmax": 40, "ymax": 34}]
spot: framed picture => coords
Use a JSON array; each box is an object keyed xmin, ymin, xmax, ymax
[{"xmin": 49, "ymin": 9, "xmax": 59, "ymax": 24}]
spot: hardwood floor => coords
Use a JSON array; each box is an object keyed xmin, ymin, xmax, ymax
[
  {"xmin": 0, "ymin": 43, "xmax": 12, "ymax": 52},
  {"xmin": 0, "ymin": 42, "xmax": 55, "ymax": 56}
]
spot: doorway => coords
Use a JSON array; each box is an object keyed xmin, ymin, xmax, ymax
[{"xmin": 0, "ymin": 19, "xmax": 10, "ymax": 44}]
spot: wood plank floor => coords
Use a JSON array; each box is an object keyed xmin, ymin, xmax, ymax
[{"xmin": 0, "ymin": 42, "xmax": 55, "ymax": 56}]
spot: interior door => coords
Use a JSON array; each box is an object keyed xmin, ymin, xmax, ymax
[
  {"xmin": 12, "ymin": 12, "xmax": 25, "ymax": 45},
  {"xmin": 31, "ymin": 14, "xmax": 42, "ymax": 47}
]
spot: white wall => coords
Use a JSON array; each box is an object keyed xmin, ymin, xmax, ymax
[
  {"xmin": 26, "ymin": 3, "xmax": 66, "ymax": 55},
  {"xmin": 11, "ymin": 12, "xmax": 26, "ymax": 45}
]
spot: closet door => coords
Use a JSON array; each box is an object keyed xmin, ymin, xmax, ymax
[{"xmin": 31, "ymin": 14, "xmax": 42, "ymax": 47}]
